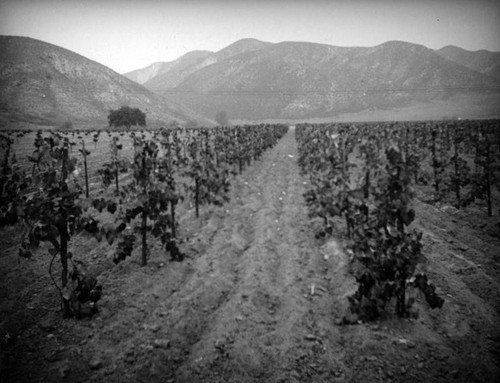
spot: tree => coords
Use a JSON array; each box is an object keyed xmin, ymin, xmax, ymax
[
  {"xmin": 215, "ymin": 111, "xmax": 229, "ymax": 126},
  {"xmin": 108, "ymin": 106, "xmax": 146, "ymax": 129}
]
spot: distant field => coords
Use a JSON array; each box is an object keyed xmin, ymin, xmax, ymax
[
  {"xmin": 232, "ymin": 92, "xmax": 500, "ymax": 125},
  {"xmin": 7, "ymin": 131, "xmax": 136, "ymax": 187}
]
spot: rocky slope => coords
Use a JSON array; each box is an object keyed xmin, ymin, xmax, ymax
[
  {"xmin": 135, "ymin": 38, "xmax": 272, "ymax": 91},
  {"xmin": 0, "ymin": 36, "xmax": 211, "ymax": 127},
  {"xmin": 138, "ymin": 39, "xmax": 500, "ymax": 120},
  {"xmin": 124, "ymin": 50, "xmax": 212, "ymax": 85},
  {"xmin": 436, "ymin": 45, "xmax": 500, "ymax": 80}
]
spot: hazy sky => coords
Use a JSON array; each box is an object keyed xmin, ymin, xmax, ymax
[{"xmin": 1, "ymin": 0, "xmax": 499, "ymax": 74}]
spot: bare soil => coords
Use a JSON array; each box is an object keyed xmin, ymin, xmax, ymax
[{"xmin": 1, "ymin": 128, "xmax": 499, "ymax": 382}]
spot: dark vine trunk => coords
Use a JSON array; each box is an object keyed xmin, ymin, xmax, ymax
[
  {"xmin": 58, "ymin": 219, "xmax": 71, "ymax": 318},
  {"xmin": 61, "ymin": 147, "xmax": 69, "ymax": 182},
  {"xmin": 396, "ymin": 276, "xmax": 407, "ymax": 317},
  {"xmin": 174, "ymin": 136, "xmax": 180, "ymax": 168},
  {"xmin": 141, "ymin": 208, "xmax": 147, "ymax": 266},
  {"xmin": 114, "ymin": 161, "xmax": 119, "ymax": 193},
  {"xmin": 395, "ymin": 211, "xmax": 407, "ymax": 317},
  {"xmin": 167, "ymin": 142, "xmax": 172, "ymax": 170},
  {"xmin": 364, "ymin": 169, "xmax": 370, "ymax": 199},
  {"xmin": 170, "ymin": 200, "xmax": 176, "ymax": 238}
]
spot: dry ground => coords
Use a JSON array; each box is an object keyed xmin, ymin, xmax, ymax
[{"xmin": 1, "ymin": 127, "xmax": 499, "ymax": 382}]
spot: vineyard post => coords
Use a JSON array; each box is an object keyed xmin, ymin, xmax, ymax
[
  {"xmin": 204, "ymin": 130, "xmax": 210, "ymax": 158},
  {"xmin": 164, "ymin": 133, "xmax": 177, "ymax": 237},
  {"xmin": 59, "ymin": 144, "xmax": 72, "ymax": 317},
  {"xmin": 341, "ymin": 135, "xmax": 352, "ymax": 238},
  {"xmin": 167, "ymin": 140, "xmax": 177, "ymax": 237},
  {"xmin": 58, "ymin": 213, "xmax": 71, "ymax": 317},
  {"xmin": 215, "ymin": 133, "xmax": 220, "ymax": 167},
  {"xmin": 474, "ymin": 124, "xmax": 480, "ymax": 173},
  {"xmin": 0, "ymin": 137, "xmax": 11, "ymax": 198},
  {"xmin": 246, "ymin": 133, "xmax": 252, "ymax": 167},
  {"xmin": 183, "ymin": 138, "xmax": 187, "ymax": 163},
  {"xmin": 141, "ymin": 207, "xmax": 147, "ymax": 266},
  {"xmin": 238, "ymin": 136, "xmax": 244, "ymax": 175},
  {"xmin": 431, "ymin": 130, "xmax": 439, "ymax": 193},
  {"xmin": 141, "ymin": 147, "xmax": 148, "ymax": 266},
  {"xmin": 485, "ymin": 137, "xmax": 492, "ymax": 216},
  {"xmin": 453, "ymin": 132, "xmax": 460, "ymax": 207},
  {"xmin": 414, "ymin": 154, "xmax": 418, "ymax": 185},
  {"xmin": 167, "ymin": 136, "xmax": 172, "ymax": 170},
  {"xmin": 363, "ymin": 141, "xmax": 371, "ymax": 199},
  {"xmin": 404, "ymin": 127, "xmax": 410, "ymax": 161},
  {"xmin": 81, "ymin": 140, "xmax": 89, "ymax": 198},
  {"xmin": 173, "ymin": 130, "xmax": 179, "ymax": 169}
]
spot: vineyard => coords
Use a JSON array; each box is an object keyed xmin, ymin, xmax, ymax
[{"xmin": 1, "ymin": 121, "xmax": 499, "ymax": 382}]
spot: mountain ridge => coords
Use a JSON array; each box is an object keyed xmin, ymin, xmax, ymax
[
  {"xmin": 135, "ymin": 38, "xmax": 272, "ymax": 91},
  {"xmin": 2, "ymin": 35, "xmax": 499, "ymax": 126},
  {"xmin": 137, "ymin": 38, "xmax": 499, "ymax": 120},
  {"xmin": 0, "ymin": 35, "xmax": 212, "ymax": 127},
  {"xmin": 124, "ymin": 50, "xmax": 213, "ymax": 85},
  {"xmin": 436, "ymin": 45, "xmax": 500, "ymax": 80}
]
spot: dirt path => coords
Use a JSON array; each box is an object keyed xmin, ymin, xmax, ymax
[
  {"xmin": 132, "ymin": 128, "xmax": 353, "ymax": 382},
  {"xmin": 1, "ymin": 127, "xmax": 499, "ymax": 382}
]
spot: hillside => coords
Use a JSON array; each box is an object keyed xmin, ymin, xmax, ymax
[
  {"xmin": 437, "ymin": 45, "xmax": 500, "ymax": 80},
  {"xmin": 123, "ymin": 61, "xmax": 175, "ymax": 85},
  {"xmin": 141, "ymin": 38, "xmax": 272, "ymax": 91},
  {"xmin": 125, "ymin": 39, "xmax": 272, "ymax": 89},
  {"xmin": 0, "ymin": 36, "xmax": 211, "ymax": 127},
  {"xmin": 139, "ymin": 39, "xmax": 500, "ymax": 121},
  {"xmin": 124, "ymin": 50, "xmax": 212, "ymax": 85}
]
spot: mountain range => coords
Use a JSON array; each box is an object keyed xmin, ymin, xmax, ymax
[
  {"xmin": 436, "ymin": 45, "xmax": 500, "ymax": 80},
  {"xmin": 0, "ymin": 36, "xmax": 211, "ymax": 128},
  {"xmin": 126, "ymin": 38, "xmax": 500, "ymax": 121},
  {"xmin": 0, "ymin": 35, "xmax": 498, "ymax": 128}
]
